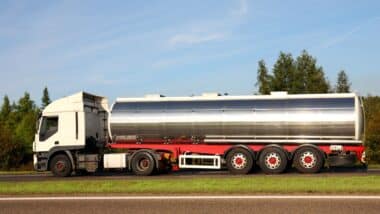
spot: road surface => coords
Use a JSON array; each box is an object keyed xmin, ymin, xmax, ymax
[
  {"xmin": 0, "ymin": 167, "xmax": 375, "ymax": 182},
  {"xmin": 1, "ymin": 196, "xmax": 380, "ymax": 214}
]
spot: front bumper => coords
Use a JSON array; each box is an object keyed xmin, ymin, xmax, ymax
[{"xmin": 33, "ymin": 153, "xmax": 48, "ymax": 171}]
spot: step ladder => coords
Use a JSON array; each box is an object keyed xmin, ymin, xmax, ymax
[{"xmin": 179, "ymin": 154, "xmax": 221, "ymax": 169}]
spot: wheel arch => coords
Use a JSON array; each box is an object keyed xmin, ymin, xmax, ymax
[
  {"xmin": 223, "ymin": 145, "xmax": 256, "ymax": 160},
  {"xmin": 257, "ymin": 144, "xmax": 290, "ymax": 161},
  {"xmin": 291, "ymin": 144, "xmax": 327, "ymax": 160},
  {"xmin": 48, "ymin": 150, "xmax": 75, "ymax": 171}
]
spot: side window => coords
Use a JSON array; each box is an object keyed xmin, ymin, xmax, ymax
[{"xmin": 39, "ymin": 116, "xmax": 59, "ymax": 141}]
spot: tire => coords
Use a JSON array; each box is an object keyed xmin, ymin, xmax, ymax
[
  {"xmin": 259, "ymin": 147, "xmax": 288, "ymax": 174},
  {"xmin": 226, "ymin": 148, "xmax": 254, "ymax": 174},
  {"xmin": 293, "ymin": 147, "xmax": 324, "ymax": 173},
  {"xmin": 131, "ymin": 152, "xmax": 155, "ymax": 176},
  {"xmin": 50, "ymin": 154, "xmax": 72, "ymax": 177},
  {"xmin": 286, "ymin": 159, "xmax": 293, "ymax": 171}
]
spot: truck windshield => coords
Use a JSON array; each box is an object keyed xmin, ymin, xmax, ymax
[{"xmin": 39, "ymin": 116, "xmax": 59, "ymax": 141}]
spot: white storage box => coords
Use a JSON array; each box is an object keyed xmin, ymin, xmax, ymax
[{"xmin": 103, "ymin": 153, "xmax": 127, "ymax": 169}]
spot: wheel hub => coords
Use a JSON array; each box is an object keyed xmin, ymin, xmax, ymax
[
  {"xmin": 264, "ymin": 152, "xmax": 281, "ymax": 169},
  {"xmin": 235, "ymin": 157, "xmax": 243, "ymax": 165},
  {"xmin": 138, "ymin": 158, "xmax": 150, "ymax": 170},
  {"xmin": 269, "ymin": 157, "xmax": 277, "ymax": 164},
  {"xmin": 55, "ymin": 161, "xmax": 66, "ymax": 172},
  {"xmin": 231, "ymin": 153, "xmax": 247, "ymax": 169},
  {"xmin": 304, "ymin": 156, "xmax": 312, "ymax": 164},
  {"xmin": 300, "ymin": 151, "xmax": 317, "ymax": 168}
]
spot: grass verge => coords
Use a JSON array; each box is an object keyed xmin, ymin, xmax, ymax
[{"xmin": 1, "ymin": 176, "xmax": 380, "ymax": 195}]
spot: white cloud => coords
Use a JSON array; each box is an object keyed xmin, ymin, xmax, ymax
[
  {"xmin": 152, "ymin": 46, "xmax": 251, "ymax": 69},
  {"xmin": 318, "ymin": 16, "xmax": 380, "ymax": 49},
  {"xmin": 165, "ymin": 0, "xmax": 249, "ymax": 48},
  {"xmin": 168, "ymin": 32, "xmax": 225, "ymax": 46},
  {"xmin": 232, "ymin": 0, "xmax": 248, "ymax": 17},
  {"xmin": 154, "ymin": 0, "xmax": 251, "ymax": 68}
]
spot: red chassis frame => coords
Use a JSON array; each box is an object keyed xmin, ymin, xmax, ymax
[{"xmin": 109, "ymin": 139, "xmax": 365, "ymax": 171}]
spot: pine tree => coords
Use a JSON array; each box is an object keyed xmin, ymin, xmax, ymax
[
  {"xmin": 305, "ymin": 66, "xmax": 330, "ymax": 93},
  {"xmin": 16, "ymin": 92, "xmax": 35, "ymax": 114},
  {"xmin": 295, "ymin": 50, "xmax": 330, "ymax": 94},
  {"xmin": 294, "ymin": 50, "xmax": 314, "ymax": 93},
  {"xmin": 335, "ymin": 70, "xmax": 351, "ymax": 93},
  {"xmin": 0, "ymin": 95, "xmax": 11, "ymax": 121},
  {"xmin": 13, "ymin": 92, "xmax": 38, "ymax": 156},
  {"xmin": 271, "ymin": 52, "xmax": 296, "ymax": 93},
  {"xmin": 257, "ymin": 50, "xmax": 331, "ymax": 94},
  {"xmin": 41, "ymin": 87, "xmax": 51, "ymax": 109},
  {"xmin": 255, "ymin": 60, "xmax": 272, "ymax": 94}
]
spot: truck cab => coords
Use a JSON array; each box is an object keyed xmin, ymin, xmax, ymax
[{"xmin": 33, "ymin": 92, "xmax": 108, "ymax": 176}]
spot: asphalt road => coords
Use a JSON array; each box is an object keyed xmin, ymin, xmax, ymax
[
  {"xmin": 1, "ymin": 196, "xmax": 380, "ymax": 214},
  {"xmin": 0, "ymin": 167, "xmax": 376, "ymax": 182}
]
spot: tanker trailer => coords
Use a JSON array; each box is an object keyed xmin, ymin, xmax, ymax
[
  {"xmin": 33, "ymin": 91, "xmax": 366, "ymax": 176},
  {"xmin": 109, "ymin": 92, "xmax": 363, "ymax": 143}
]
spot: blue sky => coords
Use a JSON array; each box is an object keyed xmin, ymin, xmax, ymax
[{"xmin": 1, "ymin": 0, "xmax": 379, "ymax": 104}]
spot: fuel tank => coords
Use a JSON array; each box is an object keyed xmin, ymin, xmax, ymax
[{"xmin": 109, "ymin": 93, "xmax": 364, "ymax": 143}]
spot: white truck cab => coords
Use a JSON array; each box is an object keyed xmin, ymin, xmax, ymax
[{"xmin": 33, "ymin": 92, "xmax": 108, "ymax": 176}]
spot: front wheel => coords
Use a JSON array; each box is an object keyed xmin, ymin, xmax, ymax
[
  {"xmin": 226, "ymin": 148, "xmax": 254, "ymax": 174},
  {"xmin": 50, "ymin": 154, "xmax": 72, "ymax": 177}
]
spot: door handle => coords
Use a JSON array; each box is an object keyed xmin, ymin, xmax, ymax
[{"xmin": 54, "ymin": 141, "xmax": 59, "ymax": 145}]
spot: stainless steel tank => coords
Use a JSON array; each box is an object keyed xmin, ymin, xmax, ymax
[{"xmin": 109, "ymin": 93, "xmax": 364, "ymax": 144}]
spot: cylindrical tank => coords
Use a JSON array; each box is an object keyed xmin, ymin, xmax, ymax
[{"xmin": 109, "ymin": 93, "xmax": 364, "ymax": 142}]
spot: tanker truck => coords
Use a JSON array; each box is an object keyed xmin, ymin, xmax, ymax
[{"xmin": 32, "ymin": 91, "xmax": 366, "ymax": 177}]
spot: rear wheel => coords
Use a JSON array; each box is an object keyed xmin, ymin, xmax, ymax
[
  {"xmin": 293, "ymin": 147, "xmax": 324, "ymax": 173},
  {"xmin": 50, "ymin": 154, "xmax": 72, "ymax": 177},
  {"xmin": 259, "ymin": 147, "xmax": 288, "ymax": 174},
  {"xmin": 226, "ymin": 148, "xmax": 254, "ymax": 174},
  {"xmin": 131, "ymin": 152, "xmax": 155, "ymax": 176}
]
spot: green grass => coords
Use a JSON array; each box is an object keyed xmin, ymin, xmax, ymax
[
  {"xmin": 1, "ymin": 176, "xmax": 380, "ymax": 195},
  {"xmin": 368, "ymin": 164, "xmax": 380, "ymax": 169}
]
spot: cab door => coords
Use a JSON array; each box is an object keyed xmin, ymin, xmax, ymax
[{"xmin": 35, "ymin": 115, "xmax": 60, "ymax": 152}]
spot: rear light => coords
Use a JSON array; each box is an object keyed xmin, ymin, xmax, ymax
[{"xmin": 361, "ymin": 151, "xmax": 366, "ymax": 164}]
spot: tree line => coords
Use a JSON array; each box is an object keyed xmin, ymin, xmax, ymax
[
  {"xmin": 256, "ymin": 50, "xmax": 351, "ymax": 94},
  {"xmin": 256, "ymin": 50, "xmax": 380, "ymax": 163},
  {"xmin": 363, "ymin": 96, "xmax": 380, "ymax": 163},
  {"xmin": 0, "ymin": 87, "xmax": 50, "ymax": 169}
]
